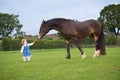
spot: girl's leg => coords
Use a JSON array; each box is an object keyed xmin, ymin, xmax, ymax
[
  {"xmin": 23, "ymin": 57, "xmax": 27, "ymax": 62},
  {"xmin": 27, "ymin": 56, "xmax": 31, "ymax": 61}
]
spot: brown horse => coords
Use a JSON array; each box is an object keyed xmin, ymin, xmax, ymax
[{"xmin": 38, "ymin": 18, "xmax": 106, "ymax": 59}]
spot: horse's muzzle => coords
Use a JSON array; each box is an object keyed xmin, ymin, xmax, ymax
[{"xmin": 38, "ymin": 34, "xmax": 42, "ymax": 39}]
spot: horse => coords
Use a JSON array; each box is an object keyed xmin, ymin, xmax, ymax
[{"xmin": 38, "ymin": 18, "xmax": 106, "ymax": 59}]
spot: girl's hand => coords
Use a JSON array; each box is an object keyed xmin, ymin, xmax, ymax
[{"xmin": 33, "ymin": 40, "xmax": 36, "ymax": 44}]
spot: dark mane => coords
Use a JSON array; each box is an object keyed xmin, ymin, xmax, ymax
[
  {"xmin": 48, "ymin": 18, "xmax": 72, "ymax": 22},
  {"xmin": 44, "ymin": 18, "xmax": 79, "ymax": 24}
]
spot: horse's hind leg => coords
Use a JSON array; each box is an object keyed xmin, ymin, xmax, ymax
[
  {"xmin": 72, "ymin": 38, "xmax": 86, "ymax": 59},
  {"xmin": 93, "ymin": 34, "xmax": 100, "ymax": 58},
  {"xmin": 65, "ymin": 39, "xmax": 71, "ymax": 59}
]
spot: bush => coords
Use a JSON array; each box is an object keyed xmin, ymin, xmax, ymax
[
  {"xmin": 2, "ymin": 36, "xmax": 118, "ymax": 51},
  {"xmin": 31, "ymin": 40, "xmax": 65, "ymax": 49},
  {"xmin": 81, "ymin": 37, "xmax": 94, "ymax": 45},
  {"xmin": 2, "ymin": 39, "xmax": 65, "ymax": 51},
  {"xmin": 105, "ymin": 36, "xmax": 117, "ymax": 45},
  {"xmin": 2, "ymin": 38, "xmax": 21, "ymax": 51}
]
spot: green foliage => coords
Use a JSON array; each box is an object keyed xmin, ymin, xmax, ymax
[
  {"xmin": 1, "ymin": 37, "xmax": 94, "ymax": 51},
  {"xmin": 81, "ymin": 37, "xmax": 94, "ymax": 45},
  {"xmin": 2, "ymin": 38, "xmax": 11, "ymax": 51},
  {"xmin": 2, "ymin": 39, "xmax": 65, "ymax": 51},
  {"xmin": 0, "ymin": 13, "xmax": 22, "ymax": 38},
  {"xmin": 0, "ymin": 40, "xmax": 2, "ymax": 50},
  {"xmin": 98, "ymin": 4, "xmax": 120, "ymax": 35},
  {"xmin": 0, "ymin": 48, "xmax": 120, "ymax": 80},
  {"xmin": 57, "ymin": 32, "xmax": 63, "ymax": 39},
  {"xmin": 1, "ymin": 36, "xmax": 118, "ymax": 51},
  {"xmin": 2, "ymin": 38, "xmax": 21, "ymax": 51},
  {"xmin": 30, "ymin": 40, "xmax": 65, "ymax": 49},
  {"xmin": 105, "ymin": 36, "xmax": 117, "ymax": 45}
]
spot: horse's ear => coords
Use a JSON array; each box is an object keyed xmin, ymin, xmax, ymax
[{"xmin": 42, "ymin": 19, "xmax": 46, "ymax": 23}]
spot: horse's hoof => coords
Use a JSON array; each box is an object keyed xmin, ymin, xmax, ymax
[
  {"xmin": 82, "ymin": 53, "xmax": 86, "ymax": 59},
  {"xmin": 93, "ymin": 54, "xmax": 97, "ymax": 58},
  {"xmin": 93, "ymin": 50, "xmax": 100, "ymax": 58},
  {"xmin": 96, "ymin": 50, "xmax": 100, "ymax": 56},
  {"xmin": 65, "ymin": 56, "xmax": 70, "ymax": 59}
]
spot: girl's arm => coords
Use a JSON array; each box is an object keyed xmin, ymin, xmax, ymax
[
  {"xmin": 28, "ymin": 40, "xmax": 36, "ymax": 46},
  {"xmin": 28, "ymin": 43, "xmax": 34, "ymax": 46}
]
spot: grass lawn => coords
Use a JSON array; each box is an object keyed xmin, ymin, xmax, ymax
[{"xmin": 0, "ymin": 47, "xmax": 120, "ymax": 80}]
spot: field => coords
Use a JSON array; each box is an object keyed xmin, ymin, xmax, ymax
[{"xmin": 0, "ymin": 47, "xmax": 120, "ymax": 80}]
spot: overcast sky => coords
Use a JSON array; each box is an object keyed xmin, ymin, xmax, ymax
[{"xmin": 0, "ymin": 0, "xmax": 119, "ymax": 35}]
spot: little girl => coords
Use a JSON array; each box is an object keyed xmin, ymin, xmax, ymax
[{"xmin": 20, "ymin": 38, "xmax": 36, "ymax": 62}]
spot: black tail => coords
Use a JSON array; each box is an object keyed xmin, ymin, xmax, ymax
[{"xmin": 98, "ymin": 29, "xmax": 106, "ymax": 55}]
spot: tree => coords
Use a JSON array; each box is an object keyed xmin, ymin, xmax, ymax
[
  {"xmin": 98, "ymin": 4, "xmax": 120, "ymax": 36},
  {"xmin": 57, "ymin": 32, "xmax": 63, "ymax": 39},
  {"xmin": 0, "ymin": 13, "xmax": 22, "ymax": 38}
]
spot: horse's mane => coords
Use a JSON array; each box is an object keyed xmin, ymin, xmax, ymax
[
  {"xmin": 72, "ymin": 19, "xmax": 80, "ymax": 22},
  {"xmin": 46, "ymin": 18, "xmax": 80, "ymax": 23}
]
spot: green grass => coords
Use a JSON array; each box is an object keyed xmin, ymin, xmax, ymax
[{"xmin": 0, "ymin": 47, "xmax": 120, "ymax": 80}]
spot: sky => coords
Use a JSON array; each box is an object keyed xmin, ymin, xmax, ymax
[{"xmin": 0, "ymin": 0, "xmax": 120, "ymax": 35}]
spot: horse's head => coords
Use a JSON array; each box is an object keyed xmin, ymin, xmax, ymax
[{"xmin": 38, "ymin": 20, "xmax": 52, "ymax": 39}]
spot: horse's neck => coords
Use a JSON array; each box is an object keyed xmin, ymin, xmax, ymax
[
  {"xmin": 53, "ymin": 25, "xmax": 62, "ymax": 32},
  {"xmin": 51, "ymin": 19, "xmax": 74, "ymax": 33},
  {"xmin": 51, "ymin": 21, "xmax": 63, "ymax": 32}
]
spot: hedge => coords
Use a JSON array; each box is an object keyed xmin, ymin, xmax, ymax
[
  {"xmin": 2, "ymin": 39, "xmax": 65, "ymax": 51},
  {"xmin": 30, "ymin": 40, "xmax": 65, "ymax": 49},
  {"xmin": 2, "ymin": 36, "xmax": 118, "ymax": 51},
  {"xmin": 2, "ymin": 39, "xmax": 21, "ymax": 51},
  {"xmin": 105, "ymin": 36, "xmax": 117, "ymax": 45}
]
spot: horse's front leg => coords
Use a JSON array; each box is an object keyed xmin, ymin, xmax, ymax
[{"xmin": 65, "ymin": 40, "xmax": 71, "ymax": 59}]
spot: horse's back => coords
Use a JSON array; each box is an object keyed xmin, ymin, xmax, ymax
[
  {"xmin": 72, "ymin": 19, "xmax": 102, "ymax": 38},
  {"xmin": 82, "ymin": 19, "xmax": 102, "ymax": 31}
]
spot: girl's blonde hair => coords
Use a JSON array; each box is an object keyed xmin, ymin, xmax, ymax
[{"xmin": 21, "ymin": 39, "xmax": 26, "ymax": 44}]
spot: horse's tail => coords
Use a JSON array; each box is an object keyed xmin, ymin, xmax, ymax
[{"xmin": 98, "ymin": 28, "xmax": 106, "ymax": 55}]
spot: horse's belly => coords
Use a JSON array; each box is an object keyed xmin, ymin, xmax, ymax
[{"xmin": 75, "ymin": 32, "xmax": 91, "ymax": 39}]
